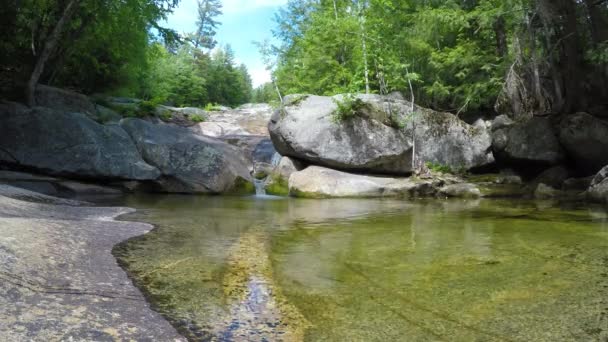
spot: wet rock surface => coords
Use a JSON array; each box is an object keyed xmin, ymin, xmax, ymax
[
  {"xmin": 288, "ymin": 166, "xmax": 438, "ymax": 198},
  {"xmin": 0, "ymin": 185, "xmax": 184, "ymax": 341}
]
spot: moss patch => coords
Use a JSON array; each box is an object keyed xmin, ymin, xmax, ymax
[{"xmin": 265, "ymin": 175, "xmax": 290, "ymax": 196}]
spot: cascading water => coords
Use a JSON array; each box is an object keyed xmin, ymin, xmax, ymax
[{"xmin": 254, "ymin": 152, "xmax": 283, "ymax": 197}]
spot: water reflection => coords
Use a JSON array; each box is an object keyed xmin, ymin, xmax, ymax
[{"xmin": 114, "ymin": 196, "xmax": 608, "ymax": 341}]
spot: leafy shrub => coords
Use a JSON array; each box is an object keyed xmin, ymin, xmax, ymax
[
  {"xmin": 331, "ymin": 94, "xmax": 365, "ymax": 123},
  {"xmin": 138, "ymin": 100, "xmax": 157, "ymax": 116},
  {"xmin": 116, "ymin": 106, "xmax": 137, "ymax": 118},
  {"xmin": 190, "ymin": 114, "xmax": 205, "ymax": 123},
  {"xmin": 159, "ymin": 110, "xmax": 173, "ymax": 121},
  {"xmin": 425, "ymin": 162, "xmax": 467, "ymax": 175},
  {"xmin": 426, "ymin": 162, "xmax": 453, "ymax": 174},
  {"xmin": 204, "ymin": 103, "xmax": 222, "ymax": 111}
]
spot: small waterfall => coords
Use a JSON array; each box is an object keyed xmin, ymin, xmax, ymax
[
  {"xmin": 254, "ymin": 178, "xmax": 267, "ymax": 196},
  {"xmin": 270, "ymin": 152, "xmax": 282, "ymax": 167},
  {"xmin": 253, "ymin": 153, "xmax": 282, "ymax": 197}
]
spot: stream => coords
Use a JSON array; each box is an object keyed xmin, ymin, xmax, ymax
[{"xmin": 111, "ymin": 195, "xmax": 608, "ymax": 341}]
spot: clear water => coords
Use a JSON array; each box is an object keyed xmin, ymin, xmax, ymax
[{"xmin": 112, "ymin": 195, "xmax": 608, "ymax": 341}]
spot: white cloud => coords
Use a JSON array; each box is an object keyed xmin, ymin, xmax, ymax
[
  {"xmin": 250, "ymin": 67, "xmax": 272, "ymax": 88},
  {"xmin": 222, "ymin": 0, "xmax": 287, "ymax": 13}
]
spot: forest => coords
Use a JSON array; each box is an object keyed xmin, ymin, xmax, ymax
[
  {"xmin": 0, "ymin": 0, "xmax": 253, "ymax": 108},
  {"xmin": 267, "ymin": 0, "xmax": 608, "ymax": 118},
  {"xmin": 1, "ymin": 0, "xmax": 607, "ymax": 116}
]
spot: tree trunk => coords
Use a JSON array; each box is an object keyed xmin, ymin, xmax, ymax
[
  {"xmin": 493, "ymin": 16, "xmax": 508, "ymax": 57},
  {"xmin": 25, "ymin": 0, "xmax": 77, "ymax": 107},
  {"xmin": 358, "ymin": 1, "xmax": 370, "ymax": 94},
  {"xmin": 583, "ymin": 0, "xmax": 608, "ymax": 45},
  {"xmin": 558, "ymin": 0, "xmax": 583, "ymax": 111}
]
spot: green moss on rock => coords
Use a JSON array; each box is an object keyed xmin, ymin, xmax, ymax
[{"xmin": 265, "ymin": 175, "xmax": 290, "ymax": 196}]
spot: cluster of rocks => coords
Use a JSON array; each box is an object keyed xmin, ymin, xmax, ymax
[
  {"xmin": 263, "ymin": 93, "xmax": 608, "ymax": 201},
  {"xmin": 0, "ymin": 86, "xmax": 277, "ymax": 195},
  {"xmin": 3, "ymin": 85, "xmax": 608, "ymax": 201}
]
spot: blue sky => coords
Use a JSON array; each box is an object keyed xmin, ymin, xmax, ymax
[{"xmin": 165, "ymin": 0, "xmax": 287, "ymax": 87}]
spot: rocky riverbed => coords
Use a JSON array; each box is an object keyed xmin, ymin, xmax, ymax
[{"xmin": 0, "ymin": 185, "xmax": 185, "ymax": 341}]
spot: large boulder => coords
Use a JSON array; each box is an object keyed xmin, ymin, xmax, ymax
[
  {"xmin": 120, "ymin": 118, "xmax": 254, "ymax": 194},
  {"xmin": 270, "ymin": 94, "xmax": 493, "ymax": 175},
  {"xmin": 288, "ymin": 166, "xmax": 437, "ymax": 198},
  {"xmin": 0, "ymin": 102, "xmax": 160, "ymax": 180},
  {"xmin": 270, "ymin": 95, "xmax": 414, "ymax": 175},
  {"xmin": 411, "ymin": 111, "xmax": 494, "ymax": 171},
  {"xmin": 491, "ymin": 115, "xmax": 565, "ymax": 166},
  {"xmin": 559, "ymin": 112, "xmax": 608, "ymax": 174}
]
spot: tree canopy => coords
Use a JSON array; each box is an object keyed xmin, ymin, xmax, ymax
[
  {"xmin": 1, "ymin": 0, "xmax": 253, "ymax": 108},
  {"xmin": 271, "ymin": 0, "xmax": 608, "ymax": 117}
]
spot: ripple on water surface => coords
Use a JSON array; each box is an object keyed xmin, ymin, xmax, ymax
[{"xmin": 113, "ymin": 196, "xmax": 608, "ymax": 341}]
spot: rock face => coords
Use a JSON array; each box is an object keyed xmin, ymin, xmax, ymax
[
  {"xmin": 0, "ymin": 103, "xmax": 160, "ymax": 181},
  {"xmin": 288, "ymin": 166, "xmax": 437, "ymax": 198},
  {"xmin": 0, "ymin": 185, "xmax": 186, "ymax": 341},
  {"xmin": 559, "ymin": 112, "xmax": 608, "ymax": 174},
  {"xmin": 269, "ymin": 95, "xmax": 414, "ymax": 175},
  {"xmin": 270, "ymin": 94, "xmax": 494, "ymax": 175},
  {"xmin": 587, "ymin": 165, "xmax": 608, "ymax": 202},
  {"xmin": 190, "ymin": 104, "xmax": 273, "ymax": 137},
  {"xmin": 412, "ymin": 111, "xmax": 494, "ymax": 171},
  {"xmin": 121, "ymin": 118, "xmax": 253, "ymax": 194},
  {"xmin": 491, "ymin": 115, "xmax": 565, "ymax": 166},
  {"xmin": 34, "ymin": 84, "xmax": 96, "ymax": 117}
]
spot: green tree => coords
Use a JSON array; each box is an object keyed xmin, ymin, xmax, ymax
[{"xmin": 191, "ymin": 0, "xmax": 223, "ymax": 50}]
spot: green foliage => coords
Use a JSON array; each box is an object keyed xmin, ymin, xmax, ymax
[
  {"xmin": 331, "ymin": 94, "xmax": 365, "ymax": 123},
  {"xmin": 1, "ymin": 0, "xmax": 180, "ymax": 97},
  {"xmin": 190, "ymin": 114, "xmax": 205, "ymax": 123},
  {"xmin": 115, "ymin": 106, "xmax": 138, "ymax": 118},
  {"xmin": 140, "ymin": 44, "xmax": 252, "ymax": 108},
  {"xmin": 159, "ymin": 110, "xmax": 173, "ymax": 121},
  {"xmin": 138, "ymin": 101, "xmax": 158, "ymax": 115},
  {"xmin": 426, "ymin": 162, "xmax": 453, "ymax": 174},
  {"xmin": 252, "ymin": 83, "xmax": 280, "ymax": 103},
  {"xmin": 272, "ymin": 0, "xmax": 608, "ymax": 116},
  {"xmin": 204, "ymin": 103, "xmax": 222, "ymax": 111},
  {"xmin": 425, "ymin": 161, "xmax": 468, "ymax": 175}
]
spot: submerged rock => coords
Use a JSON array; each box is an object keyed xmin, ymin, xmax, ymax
[
  {"xmin": 121, "ymin": 118, "xmax": 254, "ymax": 194},
  {"xmin": 534, "ymin": 183, "xmax": 561, "ymax": 199},
  {"xmin": 288, "ymin": 166, "xmax": 437, "ymax": 198},
  {"xmin": 439, "ymin": 183, "xmax": 482, "ymax": 198},
  {"xmin": 531, "ymin": 166, "xmax": 570, "ymax": 189},
  {"xmin": 0, "ymin": 103, "xmax": 160, "ymax": 181}
]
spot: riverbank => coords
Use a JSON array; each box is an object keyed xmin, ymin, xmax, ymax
[{"xmin": 0, "ymin": 185, "xmax": 185, "ymax": 341}]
